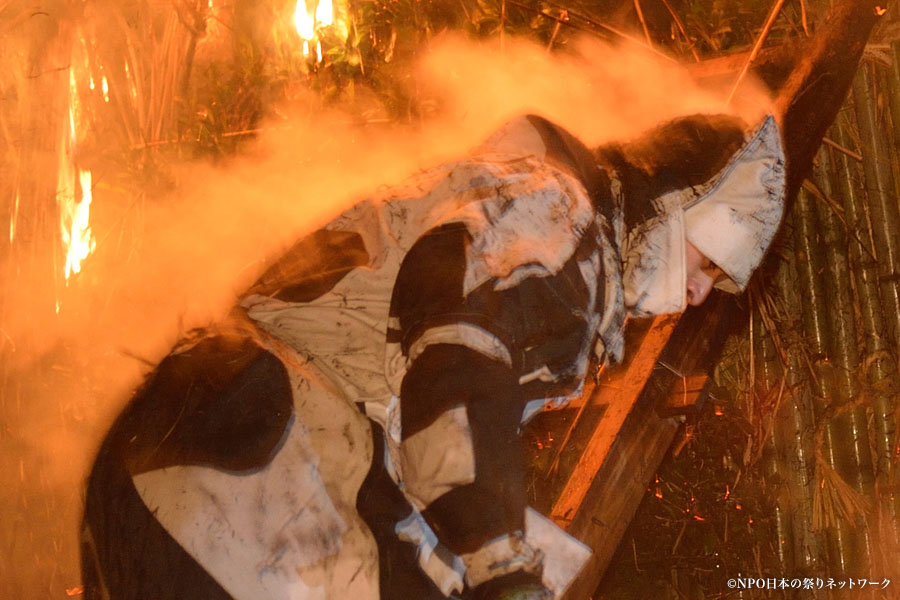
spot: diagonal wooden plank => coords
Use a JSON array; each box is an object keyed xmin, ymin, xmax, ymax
[{"xmin": 549, "ymin": 313, "xmax": 679, "ymax": 527}]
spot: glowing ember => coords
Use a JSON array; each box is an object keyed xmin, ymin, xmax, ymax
[
  {"xmin": 875, "ymin": 6, "xmax": 887, "ymax": 16},
  {"xmin": 101, "ymin": 75, "xmax": 110, "ymax": 103},
  {"xmin": 294, "ymin": 0, "xmax": 315, "ymax": 40},
  {"xmin": 316, "ymin": 40, "xmax": 323, "ymax": 62}
]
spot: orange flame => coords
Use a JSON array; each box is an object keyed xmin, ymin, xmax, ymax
[
  {"xmin": 294, "ymin": 0, "xmax": 315, "ymax": 40},
  {"xmin": 58, "ymin": 68, "xmax": 97, "ymax": 291},
  {"xmin": 62, "ymin": 169, "xmax": 97, "ymax": 281},
  {"xmin": 315, "ymin": 0, "xmax": 333, "ymax": 27},
  {"xmin": 293, "ymin": 0, "xmax": 339, "ymax": 63},
  {"xmin": 9, "ymin": 191, "xmax": 19, "ymax": 243}
]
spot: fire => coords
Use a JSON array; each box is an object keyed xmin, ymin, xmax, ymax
[
  {"xmin": 293, "ymin": 0, "xmax": 338, "ymax": 62},
  {"xmin": 294, "ymin": 0, "xmax": 315, "ymax": 40},
  {"xmin": 315, "ymin": 0, "xmax": 333, "ymax": 27},
  {"xmin": 62, "ymin": 169, "xmax": 97, "ymax": 281},
  {"xmin": 9, "ymin": 192, "xmax": 19, "ymax": 243},
  {"xmin": 58, "ymin": 67, "xmax": 97, "ymax": 291}
]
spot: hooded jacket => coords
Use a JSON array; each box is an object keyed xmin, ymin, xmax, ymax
[{"xmin": 83, "ymin": 113, "xmax": 785, "ymax": 600}]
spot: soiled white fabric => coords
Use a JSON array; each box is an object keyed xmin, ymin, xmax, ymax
[
  {"xmin": 134, "ymin": 354, "xmax": 378, "ymax": 600},
  {"xmin": 395, "ymin": 511, "xmax": 467, "ymax": 596},
  {"xmin": 408, "ymin": 323, "xmax": 513, "ymax": 367},
  {"xmin": 239, "ymin": 150, "xmax": 621, "ymax": 597},
  {"xmin": 621, "ymin": 193, "xmax": 687, "ymax": 317},
  {"xmin": 621, "ymin": 115, "xmax": 785, "ymax": 314},
  {"xmin": 523, "ymin": 508, "xmax": 592, "ymax": 598},
  {"xmin": 683, "ymin": 115, "xmax": 785, "ymax": 292},
  {"xmin": 456, "ymin": 160, "xmax": 598, "ymax": 295},
  {"xmin": 400, "ymin": 404, "xmax": 476, "ymax": 509},
  {"xmin": 461, "ymin": 531, "xmax": 543, "ymax": 589},
  {"xmin": 458, "ymin": 508, "xmax": 591, "ymax": 598},
  {"xmin": 242, "ymin": 154, "xmax": 619, "ymax": 419},
  {"xmin": 475, "ymin": 115, "xmax": 549, "ymax": 160}
]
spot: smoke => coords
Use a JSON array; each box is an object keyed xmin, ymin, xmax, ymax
[{"xmin": 0, "ymin": 30, "xmax": 773, "ymax": 596}]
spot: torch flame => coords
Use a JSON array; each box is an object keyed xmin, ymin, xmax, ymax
[
  {"xmin": 315, "ymin": 0, "xmax": 333, "ymax": 27},
  {"xmin": 294, "ymin": 0, "xmax": 315, "ymax": 40}
]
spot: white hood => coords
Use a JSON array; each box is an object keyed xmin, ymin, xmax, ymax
[
  {"xmin": 683, "ymin": 115, "xmax": 785, "ymax": 293},
  {"xmin": 623, "ymin": 115, "xmax": 786, "ymax": 316}
]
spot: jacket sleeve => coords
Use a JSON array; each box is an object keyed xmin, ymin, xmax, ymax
[{"xmin": 388, "ymin": 218, "xmax": 605, "ymax": 592}]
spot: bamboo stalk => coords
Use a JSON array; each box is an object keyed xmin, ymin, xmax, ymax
[
  {"xmin": 658, "ymin": 0, "xmax": 699, "ymax": 62},
  {"xmin": 521, "ymin": 0, "xmax": 678, "ymax": 63},
  {"xmin": 851, "ymin": 62, "xmax": 900, "ymax": 349},
  {"xmin": 774, "ymin": 248, "xmax": 823, "ymax": 575},
  {"xmin": 726, "ymin": 0, "xmax": 787, "ymax": 105},
  {"xmin": 886, "ymin": 42, "xmax": 900, "ymax": 152},
  {"xmin": 816, "ymin": 146, "xmax": 876, "ymax": 515},
  {"xmin": 833, "ymin": 116, "xmax": 899, "ymax": 483},
  {"xmin": 810, "ymin": 150, "xmax": 880, "ymax": 587},
  {"xmin": 790, "ymin": 189, "xmax": 830, "ymax": 393},
  {"xmin": 755, "ymin": 301, "xmax": 793, "ymax": 571},
  {"xmin": 841, "ymin": 77, "xmax": 900, "ymax": 569},
  {"xmin": 632, "ymin": 0, "xmax": 652, "ymax": 46},
  {"xmin": 793, "ymin": 187, "xmax": 866, "ymax": 580}
]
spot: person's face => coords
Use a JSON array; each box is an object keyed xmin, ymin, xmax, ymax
[{"xmin": 685, "ymin": 241, "xmax": 726, "ymax": 306}]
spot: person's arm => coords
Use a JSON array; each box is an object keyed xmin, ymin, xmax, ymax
[{"xmin": 390, "ymin": 219, "xmax": 603, "ymax": 596}]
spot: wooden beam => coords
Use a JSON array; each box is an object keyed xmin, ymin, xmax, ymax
[
  {"xmin": 549, "ymin": 314, "xmax": 679, "ymax": 528},
  {"xmin": 560, "ymin": 399, "xmax": 680, "ymax": 600},
  {"xmin": 525, "ymin": 294, "xmax": 738, "ymax": 599},
  {"xmin": 775, "ymin": 0, "xmax": 884, "ymax": 202}
]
